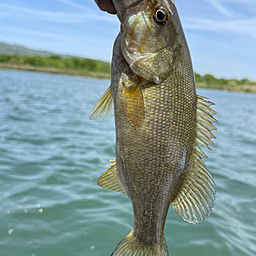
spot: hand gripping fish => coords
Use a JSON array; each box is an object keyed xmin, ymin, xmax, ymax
[{"xmin": 90, "ymin": 0, "xmax": 217, "ymax": 255}]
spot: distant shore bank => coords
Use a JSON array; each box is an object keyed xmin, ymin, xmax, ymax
[
  {"xmin": 0, "ymin": 63, "xmax": 110, "ymax": 80},
  {"xmin": 196, "ymin": 81, "xmax": 256, "ymax": 94},
  {"xmin": 1, "ymin": 63, "xmax": 256, "ymax": 94}
]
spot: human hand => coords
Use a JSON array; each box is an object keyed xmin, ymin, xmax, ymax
[{"xmin": 94, "ymin": 0, "xmax": 116, "ymax": 14}]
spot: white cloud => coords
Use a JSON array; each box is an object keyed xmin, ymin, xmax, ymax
[
  {"xmin": 54, "ymin": 0, "xmax": 92, "ymax": 11},
  {"xmin": 218, "ymin": 0, "xmax": 256, "ymax": 5},
  {"xmin": 183, "ymin": 0, "xmax": 256, "ymax": 39},
  {"xmin": 184, "ymin": 17, "xmax": 256, "ymax": 39},
  {"xmin": 0, "ymin": 25, "xmax": 78, "ymax": 41},
  {"xmin": 0, "ymin": 3, "xmax": 117, "ymax": 24},
  {"xmin": 204, "ymin": 0, "xmax": 256, "ymax": 18},
  {"xmin": 204, "ymin": 0, "xmax": 234, "ymax": 18}
]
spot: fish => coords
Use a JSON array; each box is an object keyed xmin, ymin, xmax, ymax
[{"xmin": 89, "ymin": 0, "xmax": 217, "ymax": 255}]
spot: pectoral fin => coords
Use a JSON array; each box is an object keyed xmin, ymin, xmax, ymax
[
  {"xmin": 172, "ymin": 96, "xmax": 217, "ymax": 224},
  {"xmin": 97, "ymin": 160, "xmax": 126, "ymax": 194},
  {"xmin": 121, "ymin": 73, "xmax": 145, "ymax": 127},
  {"xmin": 89, "ymin": 85, "xmax": 113, "ymax": 121}
]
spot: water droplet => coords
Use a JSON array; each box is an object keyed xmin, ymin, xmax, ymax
[
  {"xmin": 38, "ymin": 209, "xmax": 43, "ymax": 213},
  {"xmin": 8, "ymin": 229, "xmax": 14, "ymax": 235},
  {"xmin": 90, "ymin": 246, "xmax": 95, "ymax": 251},
  {"xmin": 24, "ymin": 210, "xmax": 28, "ymax": 214}
]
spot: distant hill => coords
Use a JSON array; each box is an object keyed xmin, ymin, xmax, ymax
[
  {"xmin": 0, "ymin": 42, "xmax": 255, "ymax": 93},
  {"xmin": 0, "ymin": 41, "xmax": 79, "ymax": 59}
]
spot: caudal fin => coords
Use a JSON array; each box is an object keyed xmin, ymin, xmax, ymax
[{"xmin": 111, "ymin": 230, "xmax": 168, "ymax": 256}]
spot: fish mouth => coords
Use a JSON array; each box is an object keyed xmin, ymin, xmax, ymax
[
  {"xmin": 114, "ymin": 0, "xmax": 148, "ymax": 21},
  {"xmin": 121, "ymin": 34, "xmax": 161, "ymax": 84},
  {"xmin": 121, "ymin": 24, "xmax": 170, "ymax": 85}
]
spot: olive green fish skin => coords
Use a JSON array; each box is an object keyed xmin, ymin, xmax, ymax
[
  {"xmin": 111, "ymin": 0, "xmax": 197, "ymax": 246},
  {"xmin": 89, "ymin": 0, "xmax": 216, "ymax": 254}
]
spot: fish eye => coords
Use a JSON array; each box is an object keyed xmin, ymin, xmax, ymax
[{"xmin": 153, "ymin": 7, "xmax": 169, "ymax": 25}]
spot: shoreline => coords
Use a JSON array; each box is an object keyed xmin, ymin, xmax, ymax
[
  {"xmin": 1, "ymin": 63, "xmax": 256, "ymax": 93},
  {"xmin": 196, "ymin": 82, "xmax": 256, "ymax": 94},
  {"xmin": 0, "ymin": 63, "xmax": 110, "ymax": 80}
]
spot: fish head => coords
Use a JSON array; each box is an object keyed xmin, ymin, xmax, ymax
[
  {"xmin": 122, "ymin": 0, "xmax": 176, "ymax": 53},
  {"xmin": 116, "ymin": 0, "xmax": 180, "ymax": 84}
]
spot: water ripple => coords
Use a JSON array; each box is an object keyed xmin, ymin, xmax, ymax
[{"xmin": 0, "ymin": 71, "xmax": 255, "ymax": 256}]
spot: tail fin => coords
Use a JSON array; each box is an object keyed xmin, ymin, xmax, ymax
[{"xmin": 111, "ymin": 230, "xmax": 168, "ymax": 256}]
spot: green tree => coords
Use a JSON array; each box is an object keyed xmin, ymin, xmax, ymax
[
  {"xmin": 194, "ymin": 72, "xmax": 203, "ymax": 83},
  {"xmin": 240, "ymin": 78, "xmax": 251, "ymax": 85},
  {"xmin": 203, "ymin": 74, "xmax": 218, "ymax": 85}
]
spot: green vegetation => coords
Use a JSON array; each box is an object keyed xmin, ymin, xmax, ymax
[
  {"xmin": 0, "ymin": 53, "xmax": 255, "ymax": 93},
  {"xmin": 0, "ymin": 54, "xmax": 110, "ymax": 73},
  {"xmin": 194, "ymin": 73, "xmax": 256, "ymax": 93},
  {"xmin": 195, "ymin": 73, "xmax": 254, "ymax": 86}
]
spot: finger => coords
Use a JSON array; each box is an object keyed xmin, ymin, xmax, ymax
[{"xmin": 94, "ymin": 0, "xmax": 117, "ymax": 14}]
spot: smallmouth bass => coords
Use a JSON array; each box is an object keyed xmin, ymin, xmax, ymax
[{"xmin": 90, "ymin": 0, "xmax": 217, "ymax": 255}]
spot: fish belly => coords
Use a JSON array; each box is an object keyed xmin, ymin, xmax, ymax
[{"xmin": 115, "ymin": 77, "xmax": 197, "ymax": 244}]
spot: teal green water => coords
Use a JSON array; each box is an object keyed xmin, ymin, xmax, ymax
[{"xmin": 0, "ymin": 69, "xmax": 256, "ymax": 256}]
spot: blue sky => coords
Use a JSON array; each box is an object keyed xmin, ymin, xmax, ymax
[{"xmin": 0, "ymin": 0, "xmax": 255, "ymax": 80}]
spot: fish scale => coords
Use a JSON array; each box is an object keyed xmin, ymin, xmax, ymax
[{"xmin": 89, "ymin": 0, "xmax": 217, "ymax": 255}]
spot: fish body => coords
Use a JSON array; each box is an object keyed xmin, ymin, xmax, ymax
[{"xmin": 90, "ymin": 0, "xmax": 217, "ymax": 255}]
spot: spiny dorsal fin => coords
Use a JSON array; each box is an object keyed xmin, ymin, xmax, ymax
[
  {"xmin": 97, "ymin": 159, "xmax": 126, "ymax": 194},
  {"xmin": 172, "ymin": 95, "xmax": 217, "ymax": 224},
  {"xmin": 89, "ymin": 85, "xmax": 113, "ymax": 121}
]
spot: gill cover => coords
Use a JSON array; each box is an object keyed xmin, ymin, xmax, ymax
[{"xmin": 121, "ymin": 0, "xmax": 177, "ymax": 84}]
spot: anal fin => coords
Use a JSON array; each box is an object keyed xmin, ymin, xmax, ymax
[
  {"xmin": 97, "ymin": 160, "xmax": 126, "ymax": 194},
  {"xmin": 172, "ymin": 160, "xmax": 216, "ymax": 224},
  {"xmin": 89, "ymin": 85, "xmax": 113, "ymax": 121}
]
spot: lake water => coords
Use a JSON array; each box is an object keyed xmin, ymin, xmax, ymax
[{"xmin": 0, "ymin": 69, "xmax": 256, "ymax": 256}]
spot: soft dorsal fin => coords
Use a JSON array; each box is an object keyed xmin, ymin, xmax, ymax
[
  {"xmin": 172, "ymin": 95, "xmax": 217, "ymax": 224},
  {"xmin": 89, "ymin": 85, "xmax": 113, "ymax": 121},
  {"xmin": 97, "ymin": 160, "xmax": 126, "ymax": 194}
]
